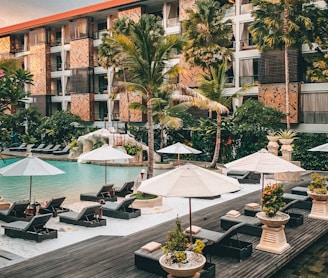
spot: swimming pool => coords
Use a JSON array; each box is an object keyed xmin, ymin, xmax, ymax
[{"xmin": 0, "ymin": 158, "xmax": 159, "ymax": 204}]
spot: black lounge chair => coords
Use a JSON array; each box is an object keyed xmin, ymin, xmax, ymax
[
  {"xmin": 31, "ymin": 143, "xmax": 45, "ymax": 153},
  {"xmin": 227, "ymin": 170, "xmax": 261, "ymax": 184},
  {"xmin": 9, "ymin": 143, "xmax": 27, "ymax": 152},
  {"xmin": 32, "ymin": 144, "xmax": 54, "ymax": 153},
  {"xmin": 39, "ymin": 196, "xmax": 70, "ymax": 217},
  {"xmin": 184, "ymin": 223, "xmax": 253, "ymax": 261},
  {"xmin": 53, "ymin": 145, "xmax": 70, "ymax": 155},
  {"xmin": 80, "ymin": 184, "xmax": 117, "ymax": 202},
  {"xmin": 59, "ymin": 204, "xmax": 106, "ymax": 227},
  {"xmin": 1, "ymin": 213, "xmax": 57, "ymax": 242},
  {"xmin": 15, "ymin": 143, "xmax": 35, "ymax": 152},
  {"xmin": 114, "ymin": 181, "xmax": 134, "ymax": 197},
  {"xmin": 102, "ymin": 197, "xmax": 141, "ymax": 219},
  {"xmin": 0, "ymin": 200, "xmax": 32, "ymax": 223},
  {"xmin": 283, "ymin": 193, "xmax": 312, "ymax": 210},
  {"xmin": 41, "ymin": 144, "xmax": 62, "ymax": 154},
  {"xmin": 220, "ymin": 214, "xmax": 263, "ymax": 237}
]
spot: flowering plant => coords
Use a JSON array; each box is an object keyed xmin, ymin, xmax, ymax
[
  {"xmin": 163, "ymin": 217, "xmax": 189, "ymax": 264},
  {"xmin": 261, "ymin": 184, "xmax": 285, "ymax": 217},
  {"xmin": 308, "ymin": 172, "xmax": 327, "ymax": 194}
]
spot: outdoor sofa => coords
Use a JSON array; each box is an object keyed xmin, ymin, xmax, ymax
[{"xmin": 1, "ymin": 213, "xmax": 57, "ymax": 242}]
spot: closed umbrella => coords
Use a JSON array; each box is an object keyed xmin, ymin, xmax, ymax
[
  {"xmin": 0, "ymin": 154, "xmax": 65, "ymax": 203},
  {"xmin": 138, "ymin": 163, "xmax": 241, "ymax": 242},
  {"xmin": 78, "ymin": 144, "xmax": 133, "ymax": 184},
  {"xmin": 157, "ymin": 142, "xmax": 202, "ymax": 165}
]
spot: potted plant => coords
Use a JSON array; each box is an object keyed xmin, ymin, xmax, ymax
[
  {"xmin": 159, "ymin": 217, "xmax": 206, "ymax": 277},
  {"xmin": 266, "ymin": 130, "xmax": 280, "ymax": 155},
  {"xmin": 256, "ymin": 184, "xmax": 291, "ymax": 254},
  {"xmin": 256, "ymin": 184, "xmax": 290, "ymax": 227},
  {"xmin": 266, "ymin": 130, "xmax": 279, "ymax": 142},
  {"xmin": 307, "ymin": 172, "xmax": 328, "ymax": 199},
  {"xmin": 277, "ymin": 129, "xmax": 297, "ymax": 145}
]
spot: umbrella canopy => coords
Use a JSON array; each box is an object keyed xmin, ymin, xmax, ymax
[
  {"xmin": 138, "ymin": 163, "xmax": 241, "ymax": 242},
  {"xmin": 225, "ymin": 149, "xmax": 305, "ymax": 191},
  {"xmin": 308, "ymin": 143, "xmax": 328, "ymax": 152},
  {"xmin": 0, "ymin": 155, "xmax": 65, "ymax": 202},
  {"xmin": 78, "ymin": 144, "xmax": 133, "ymax": 184},
  {"xmin": 157, "ymin": 142, "xmax": 202, "ymax": 165}
]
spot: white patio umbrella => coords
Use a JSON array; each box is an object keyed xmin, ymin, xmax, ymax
[
  {"xmin": 308, "ymin": 143, "xmax": 328, "ymax": 152},
  {"xmin": 78, "ymin": 144, "xmax": 133, "ymax": 184},
  {"xmin": 0, "ymin": 154, "xmax": 65, "ymax": 203},
  {"xmin": 157, "ymin": 142, "xmax": 202, "ymax": 165},
  {"xmin": 138, "ymin": 163, "xmax": 241, "ymax": 242},
  {"xmin": 225, "ymin": 148, "xmax": 305, "ymax": 192}
]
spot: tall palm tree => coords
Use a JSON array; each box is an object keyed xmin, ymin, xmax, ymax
[
  {"xmin": 129, "ymin": 90, "xmax": 191, "ymax": 149},
  {"xmin": 249, "ymin": 0, "xmax": 316, "ymax": 130},
  {"xmin": 182, "ymin": 0, "xmax": 233, "ymax": 168},
  {"xmin": 99, "ymin": 15, "xmax": 186, "ymax": 178}
]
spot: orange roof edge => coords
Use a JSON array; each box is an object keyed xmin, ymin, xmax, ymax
[{"xmin": 0, "ymin": 0, "xmax": 139, "ymax": 36}]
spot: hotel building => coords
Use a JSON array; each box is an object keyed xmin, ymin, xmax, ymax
[{"xmin": 0, "ymin": 0, "xmax": 327, "ymax": 133}]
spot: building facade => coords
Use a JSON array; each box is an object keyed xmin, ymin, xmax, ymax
[{"xmin": 0, "ymin": 0, "xmax": 327, "ymax": 132}]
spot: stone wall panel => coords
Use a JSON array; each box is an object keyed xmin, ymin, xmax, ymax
[{"xmin": 71, "ymin": 93, "xmax": 95, "ymax": 121}]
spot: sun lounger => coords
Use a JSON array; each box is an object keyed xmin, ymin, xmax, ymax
[
  {"xmin": 0, "ymin": 200, "xmax": 32, "ymax": 223},
  {"xmin": 1, "ymin": 213, "xmax": 57, "ymax": 242},
  {"xmin": 9, "ymin": 143, "xmax": 27, "ymax": 152},
  {"xmin": 291, "ymin": 186, "xmax": 310, "ymax": 196},
  {"xmin": 59, "ymin": 204, "xmax": 106, "ymax": 227},
  {"xmin": 134, "ymin": 241, "xmax": 216, "ymax": 277},
  {"xmin": 220, "ymin": 214, "xmax": 262, "ymax": 237},
  {"xmin": 80, "ymin": 184, "xmax": 117, "ymax": 202},
  {"xmin": 184, "ymin": 223, "xmax": 252, "ymax": 261},
  {"xmin": 53, "ymin": 145, "xmax": 70, "ymax": 155},
  {"xmin": 30, "ymin": 143, "xmax": 45, "ymax": 153},
  {"xmin": 32, "ymin": 144, "xmax": 54, "ymax": 153},
  {"xmin": 283, "ymin": 193, "xmax": 312, "ymax": 210},
  {"xmin": 227, "ymin": 170, "xmax": 261, "ymax": 184},
  {"xmin": 39, "ymin": 196, "xmax": 70, "ymax": 217},
  {"xmin": 41, "ymin": 144, "xmax": 62, "ymax": 154},
  {"xmin": 114, "ymin": 181, "xmax": 134, "ymax": 197},
  {"xmin": 102, "ymin": 197, "xmax": 141, "ymax": 219}
]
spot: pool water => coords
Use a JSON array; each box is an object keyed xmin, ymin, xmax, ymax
[{"xmin": 0, "ymin": 158, "xmax": 154, "ymax": 204}]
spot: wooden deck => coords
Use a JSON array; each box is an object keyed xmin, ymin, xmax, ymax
[{"xmin": 1, "ymin": 177, "xmax": 328, "ymax": 278}]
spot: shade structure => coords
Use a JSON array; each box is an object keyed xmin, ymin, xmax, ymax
[
  {"xmin": 224, "ymin": 149, "xmax": 305, "ymax": 193},
  {"xmin": 138, "ymin": 163, "xmax": 241, "ymax": 242},
  {"xmin": 78, "ymin": 144, "xmax": 133, "ymax": 184},
  {"xmin": 308, "ymin": 143, "xmax": 328, "ymax": 152},
  {"xmin": 0, "ymin": 154, "xmax": 65, "ymax": 203},
  {"xmin": 157, "ymin": 142, "xmax": 202, "ymax": 165}
]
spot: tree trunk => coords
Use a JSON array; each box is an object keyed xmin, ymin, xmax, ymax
[
  {"xmin": 209, "ymin": 114, "xmax": 221, "ymax": 168},
  {"xmin": 147, "ymin": 95, "xmax": 154, "ymax": 178},
  {"xmin": 284, "ymin": 7, "xmax": 291, "ymax": 130}
]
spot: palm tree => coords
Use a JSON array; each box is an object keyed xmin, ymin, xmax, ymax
[
  {"xmin": 249, "ymin": 0, "xmax": 316, "ymax": 130},
  {"xmin": 98, "ymin": 14, "xmax": 186, "ymax": 178},
  {"xmin": 129, "ymin": 90, "xmax": 191, "ymax": 149},
  {"xmin": 182, "ymin": 0, "xmax": 233, "ymax": 168}
]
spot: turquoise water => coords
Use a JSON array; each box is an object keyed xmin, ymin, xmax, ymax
[{"xmin": 0, "ymin": 158, "xmax": 153, "ymax": 204}]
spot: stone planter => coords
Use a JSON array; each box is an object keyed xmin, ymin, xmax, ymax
[
  {"xmin": 267, "ymin": 136, "xmax": 280, "ymax": 156},
  {"xmin": 307, "ymin": 191, "xmax": 328, "ymax": 220},
  {"xmin": 159, "ymin": 251, "xmax": 206, "ymax": 277},
  {"xmin": 256, "ymin": 211, "xmax": 290, "ymax": 254},
  {"xmin": 130, "ymin": 196, "xmax": 163, "ymax": 209}
]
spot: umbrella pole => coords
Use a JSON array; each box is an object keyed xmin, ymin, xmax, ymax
[
  {"xmin": 29, "ymin": 176, "xmax": 32, "ymax": 204},
  {"xmin": 260, "ymin": 172, "xmax": 264, "ymax": 205},
  {"xmin": 189, "ymin": 197, "xmax": 192, "ymax": 243},
  {"xmin": 105, "ymin": 161, "xmax": 107, "ymax": 184}
]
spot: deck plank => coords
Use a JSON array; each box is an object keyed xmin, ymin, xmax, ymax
[{"xmin": 1, "ymin": 176, "xmax": 328, "ymax": 277}]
